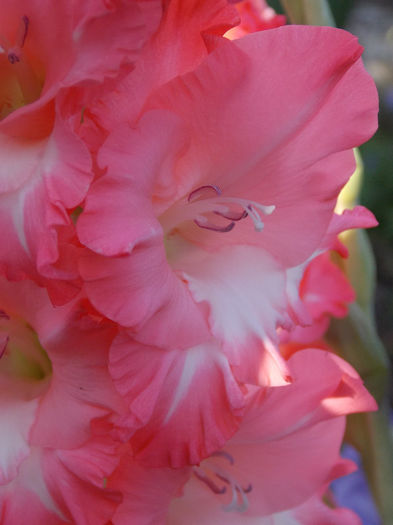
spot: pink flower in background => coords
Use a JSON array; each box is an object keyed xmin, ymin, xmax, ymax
[
  {"xmin": 282, "ymin": 252, "xmax": 356, "ymax": 345},
  {"xmin": 226, "ymin": 0, "xmax": 286, "ymax": 39},
  {"xmin": 282, "ymin": 204, "xmax": 377, "ymax": 347}
]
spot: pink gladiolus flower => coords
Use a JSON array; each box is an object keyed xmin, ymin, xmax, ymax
[
  {"xmin": 0, "ymin": 0, "xmax": 162, "ymax": 303},
  {"xmin": 0, "ymin": 277, "xmax": 126, "ymax": 523},
  {"xmin": 0, "ymin": 4, "xmax": 381, "ymax": 523},
  {"xmin": 79, "ymin": 25, "xmax": 378, "ymax": 332},
  {"xmin": 76, "ymin": 26, "xmax": 378, "ymax": 467},
  {"xmin": 108, "ymin": 349, "xmax": 376, "ymax": 524}
]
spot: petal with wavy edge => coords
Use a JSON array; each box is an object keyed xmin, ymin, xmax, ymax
[
  {"xmin": 110, "ymin": 332, "xmax": 245, "ymax": 467},
  {"xmin": 149, "ymin": 27, "xmax": 378, "ymax": 266}
]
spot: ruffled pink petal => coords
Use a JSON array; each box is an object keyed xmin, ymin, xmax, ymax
[
  {"xmin": 0, "ymin": 433, "xmax": 121, "ymax": 524},
  {"xmin": 77, "ymin": 110, "xmax": 187, "ymax": 256},
  {"xmin": 0, "ymin": 0, "xmax": 160, "ymax": 108},
  {"xmin": 77, "ymin": 111, "xmax": 214, "ymax": 340},
  {"xmin": 0, "ymin": 132, "xmax": 49, "ymax": 193},
  {"xmin": 0, "ymin": 274, "xmax": 123, "ymax": 452},
  {"xmin": 234, "ymin": 349, "xmax": 376, "ymax": 445},
  {"xmin": 0, "ymin": 0, "xmax": 161, "ymax": 292},
  {"xmin": 320, "ymin": 206, "xmax": 378, "ymax": 256},
  {"xmin": 302, "ymin": 254, "xmax": 355, "ymax": 319},
  {"xmin": 0, "ymin": 275, "xmax": 125, "ymax": 522},
  {"xmin": 284, "ymin": 253, "xmax": 355, "ymax": 343},
  {"xmin": 62, "ymin": 0, "xmax": 162, "ymax": 88},
  {"xmin": 301, "ymin": 254, "xmax": 355, "ymax": 319},
  {"xmin": 148, "ymin": 26, "xmax": 378, "ymax": 266},
  {"xmin": 319, "ymin": 352, "xmax": 378, "ymax": 417},
  {"xmin": 0, "ymin": 115, "xmax": 91, "ymax": 298},
  {"xmin": 133, "ymin": 0, "xmax": 239, "ymax": 87},
  {"xmin": 80, "ymin": 239, "xmax": 209, "ymax": 347},
  {"xmin": 40, "ymin": 435, "xmax": 121, "ymax": 525},
  {"xmin": 31, "ymin": 306, "xmax": 125, "ymax": 450},
  {"xmin": 93, "ymin": 0, "xmax": 239, "ymax": 128},
  {"xmin": 0, "ymin": 491, "xmax": 66, "ymax": 525},
  {"xmin": 0, "ymin": 450, "xmax": 68, "ymax": 525},
  {"xmin": 194, "ymin": 349, "xmax": 376, "ymax": 516},
  {"xmin": 109, "ymin": 332, "xmax": 245, "ymax": 467},
  {"xmin": 0, "ymin": 275, "xmax": 69, "ymax": 338},
  {"xmin": 109, "ymin": 448, "xmax": 191, "ymax": 525}
]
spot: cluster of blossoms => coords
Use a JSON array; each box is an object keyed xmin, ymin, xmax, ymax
[{"xmin": 0, "ymin": 0, "xmax": 380, "ymax": 523}]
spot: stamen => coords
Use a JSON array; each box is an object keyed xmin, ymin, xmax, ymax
[
  {"xmin": 214, "ymin": 207, "xmax": 248, "ymax": 221},
  {"xmin": 215, "ymin": 473, "xmax": 250, "ymax": 513},
  {"xmin": 0, "ymin": 335, "xmax": 9, "ymax": 359},
  {"xmin": 0, "ymin": 310, "xmax": 10, "ymax": 321},
  {"xmin": 247, "ymin": 205, "xmax": 264, "ymax": 231},
  {"xmin": 193, "ymin": 451, "xmax": 252, "ymax": 514},
  {"xmin": 194, "ymin": 216, "xmax": 235, "ymax": 233},
  {"xmin": 193, "ymin": 467, "xmax": 227, "ymax": 495},
  {"xmin": 216, "ymin": 474, "xmax": 252, "ymax": 495},
  {"xmin": 189, "ymin": 190, "xmax": 275, "ymax": 234},
  {"xmin": 224, "ymin": 487, "xmax": 249, "ymax": 513},
  {"xmin": 188, "ymin": 184, "xmax": 221, "ymax": 202},
  {"xmin": 217, "ymin": 198, "xmax": 275, "ymax": 232},
  {"xmin": 5, "ymin": 16, "xmax": 30, "ymax": 64},
  {"xmin": 7, "ymin": 52, "xmax": 20, "ymax": 64},
  {"xmin": 161, "ymin": 184, "xmax": 275, "ymax": 235},
  {"xmin": 18, "ymin": 16, "xmax": 29, "ymax": 49},
  {"xmin": 210, "ymin": 450, "xmax": 235, "ymax": 465}
]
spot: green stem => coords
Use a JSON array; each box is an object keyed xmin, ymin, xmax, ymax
[{"xmin": 280, "ymin": 0, "xmax": 335, "ymax": 26}]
